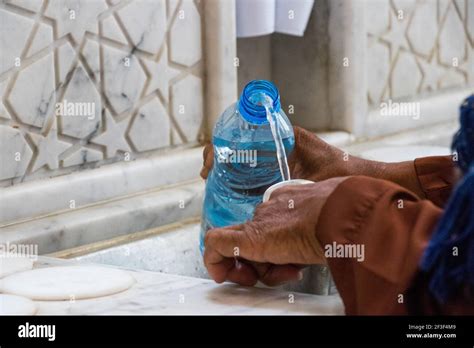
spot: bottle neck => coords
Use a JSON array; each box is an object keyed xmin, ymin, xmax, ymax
[{"xmin": 238, "ymin": 80, "xmax": 281, "ymax": 125}]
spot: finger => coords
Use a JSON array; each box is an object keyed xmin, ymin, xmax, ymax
[
  {"xmin": 202, "ymin": 144, "xmax": 214, "ymax": 170},
  {"xmin": 202, "ymin": 143, "xmax": 212, "ymax": 165},
  {"xmin": 203, "ymin": 227, "xmax": 246, "ymax": 282},
  {"xmin": 204, "ymin": 225, "xmax": 264, "ymax": 262},
  {"xmin": 252, "ymin": 199, "xmax": 276, "ymax": 217},
  {"xmin": 254, "ymin": 263, "xmax": 303, "ymax": 287},
  {"xmin": 225, "ymin": 259, "xmax": 258, "ymax": 286},
  {"xmin": 203, "ymin": 253, "xmax": 234, "ymax": 283},
  {"xmin": 202, "ymin": 253, "xmax": 259, "ymax": 286},
  {"xmin": 200, "ymin": 166, "xmax": 209, "ymax": 180},
  {"xmin": 203, "ymin": 232, "xmax": 259, "ymax": 286},
  {"xmin": 200, "ymin": 144, "xmax": 212, "ymax": 179},
  {"xmin": 200, "ymin": 144, "xmax": 214, "ymax": 179}
]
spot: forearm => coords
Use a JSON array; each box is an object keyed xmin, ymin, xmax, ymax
[
  {"xmin": 315, "ymin": 176, "xmax": 444, "ymax": 315},
  {"xmin": 290, "ymin": 130, "xmax": 420, "ymax": 196},
  {"xmin": 348, "ymin": 158, "xmax": 425, "ymax": 198},
  {"xmin": 344, "ymin": 155, "xmax": 458, "ymax": 206},
  {"xmin": 292, "ymin": 129, "xmax": 456, "ymax": 206}
]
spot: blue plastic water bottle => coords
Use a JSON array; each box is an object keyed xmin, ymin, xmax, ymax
[{"xmin": 200, "ymin": 80, "xmax": 295, "ymax": 253}]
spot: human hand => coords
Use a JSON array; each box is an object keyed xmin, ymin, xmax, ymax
[
  {"xmin": 201, "ymin": 126, "xmax": 355, "ymax": 181},
  {"xmin": 203, "ymin": 177, "xmax": 348, "ymax": 286},
  {"xmin": 200, "ymin": 126, "xmax": 425, "ymax": 197}
]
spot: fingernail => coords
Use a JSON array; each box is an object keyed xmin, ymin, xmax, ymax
[{"xmin": 297, "ymin": 270, "xmax": 304, "ymax": 280}]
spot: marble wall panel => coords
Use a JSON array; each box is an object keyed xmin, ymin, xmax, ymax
[
  {"xmin": 0, "ymin": 0, "xmax": 205, "ymax": 186},
  {"xmin": 366, "ymin": 0, "xmax": 474, "ymax": 105}
]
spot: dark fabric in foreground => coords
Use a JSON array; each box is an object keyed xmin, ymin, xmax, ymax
[{"xmin": 421, "ymin": 94, "xmax": 474, "ymax": 303}]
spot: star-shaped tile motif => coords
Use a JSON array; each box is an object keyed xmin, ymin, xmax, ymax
[
  {"xmin": 91, "ymin": 110, "xmax": 131, "ymax": 158},
  {"xmin": 29, "ymin": 120, "xmax": 71, "ymax": 171},
  {"xmin": 418, "ymin": 56, "xmax": 445, "ymax": 91},
  {"xmin": 44, "ymin": 0, "xmax": 108, "ymax": 42},
  {"xmin": 382, "ymin": 8, "xmax": 411, "ymax": 61},
  {"xmin": 143, "ymin": 46, "xmax": 181, "ymax": 101}
]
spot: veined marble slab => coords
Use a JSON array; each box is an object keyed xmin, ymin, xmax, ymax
[
  {"xmin": 71, "ymin": 222, "xmax": 335, "ymax": 296},
  {"xmin": 0, "ymin": 147, "xmax": 203, "ymax": 226},
  {"xmin": 364, "ymin": 89, "xmax": 471, "ymax": 138},
  {"xmin": 359, "ymin": 146, "xmax": 451, "ymax": 163},
  {"xmin": 0, "ymin": 0, "xmax": 209, "ymax": 185},
  {"xmin": 31, "ymin": 257, "xmax": 344, "ymax": 315},
  {"xmin": 0, "ymin": 180, "xmax": 204, "ymax": 255},
  {"xmin": 342, "ymin": 121, "xmax": 457, "ymax": 157},
  {"xmin": 73, "ymin": 222, "xmax": 209, "ymax": 280}
]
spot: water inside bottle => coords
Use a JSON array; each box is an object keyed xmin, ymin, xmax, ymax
[
  {"xmin": 250, "ymin": 92, "xmax": 291, "ymax": 182},
  {"xmin": 200, "ymin": 87, "xmax": 294, "ymax": 253}
]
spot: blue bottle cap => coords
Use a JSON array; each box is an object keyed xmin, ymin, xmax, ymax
[{"xmin": 238, "ymin": 80, "xmax": 281, "ymax": 124}]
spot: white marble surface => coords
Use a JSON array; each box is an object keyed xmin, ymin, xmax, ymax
[
  {"xmin": 102, "ymin": 44, "xmax": 146, "ymax": 115},
  {"xmin": 43, "ymin": 0, "xmax": 107, "ymax": 42},
  {"xmin": 0, "ymin": 180, "xmax": 204, "ymax": 254},
  {"xmin": 0, "ymin": 147, "xmax": 203, "ymax": 225},
  {"xmin": 171, "ymin": 75, "xmax": 204, "ymax": 142},
  {"xmin": 360, "ymin": 146, "xmax": 451, "ymax": 163},
  {"xmin": 0, "ymin": 6, "xmax": 34, "ymax": 73},
  {"xmin": 25, "ymin": 257, "xmax": 344, "ymax": 315},
  {"xmin": 59, "ymin": 65, "xmax": 102, "ymax": 139},
  {"xmin": 73, "ymin": 222, "xmax": 335, "ymax": 296},
  {"xmin": 90, "ymin": 110, "xmax": 131, "ymax": 157},
  {"xmin": 117, "ymin": 0, "xmax": 166, "ymax": 55},
  {"xmin": 0, "ymin": 126, "xmax": 33, "ymax": 180},
  {"xmin": 169, "ymin": 0, "xmax": 202, "ymax": 67},
  {"xmin": 0, "ymin": 294, "xmax": 38, "ymax": 315},
  {"xmin": 29, "ymin": 119, "xmax": 71, "ymax": 172},
  {"xmin": 344, "ymin": 120, "xmax": 458, "ymax": 155},
  {"xmin": 0, "ymin": 0, "xmax": 205, "ymax": 185},
  {"xmin": 365, "ymin": 88, "xmax": 470, "ymax": 138},
  {"xmin": 142, "ymin": 46, "xmax": 180, "ymax": 101},
  {"xmin": 9, "ymin": 53, "xmax": 56, "ymax": 129},
  {"xmin": 366, "ymin": 0, "xmax": 473, "ymax": 104},
  {"xmin": 316, "ymin": 131, "xmax": 353, "ymax": 147},
  {"xmin": 129, "ymin": 98, "xmax": 171, "ymax": 151},
  {"xmin": 74, "ymin": 222, "xmax": 209, "ymax": 280}
]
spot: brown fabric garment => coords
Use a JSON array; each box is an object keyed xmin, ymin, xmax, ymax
[
  {"xmin": 414, "ymin": 156, "xmax": 458, "ymax": 207},
  {"xmin": 315, "ymin": 156, "xmax": 472, "ymax": 315}
]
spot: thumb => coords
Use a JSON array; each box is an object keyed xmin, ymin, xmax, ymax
[
  {"xmin": 203, "ymin": 225, "xmax": 259, "ymax": 285},
  {"xmin": 204, "ymin": 224, "xmax": 263, "ymax": 263},
  {"xmin": 200, "ymin": 144, "xmax": 214, "ymax": 179}
]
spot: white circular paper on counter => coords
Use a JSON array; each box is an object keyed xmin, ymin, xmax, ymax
[
  {"xmin": 0, "ymin": 294, "xmax": 37, "ymax": 315},
  {"xmin": 0, "ymin": 255, "xmax": 34, "ymax": 278},
  {"xmin": 0, "ymin": 266, "xmax": 135, "ymax": 301}
]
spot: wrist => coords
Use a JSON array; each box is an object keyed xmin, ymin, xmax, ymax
[
  {"xmin": 343, "ymin": 155, "xmax": 383, "ymax": 178},
  {"xmin": 384, "ymin": 161, "xmax": 425, "ymax": 198},
  {"xmin": 346, "ymin": 157, "xmax": 425, "ymax": 198}
]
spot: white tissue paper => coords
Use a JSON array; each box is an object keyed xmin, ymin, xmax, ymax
[{"xmin": 236, "ymin": 0, "xmax": 315, "ymax": 38}]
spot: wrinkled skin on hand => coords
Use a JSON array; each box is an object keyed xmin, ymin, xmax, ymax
[
  {"xmin": 201, "ymin": 126, "xmax": 425, "ymax": 197},
  {"xmin": 200, "ymin": 126, "xmax": 352, "ymax": 182},
  {"xmin": 200, "ymin": 125, "xmax": 425, "ymax": 287},
  {"xmin": 203, "ymin": 178, "xmax": 347, "ymax": 286}
]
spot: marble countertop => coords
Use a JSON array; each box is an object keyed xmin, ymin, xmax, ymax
[{"xmin": 29, "ymin": 257, "xmax": 344, "ymax": 315}]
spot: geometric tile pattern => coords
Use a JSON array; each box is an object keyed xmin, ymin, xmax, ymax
[
  {"xmin": 366, "ymin": 0, "xmax": 474, "ymax": 104},
  {"xmin": 0, "ymin": 0, "xmax": 204, "ymax": 185}
]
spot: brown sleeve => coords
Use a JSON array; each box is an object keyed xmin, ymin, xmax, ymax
[
  {"xmin": 414, "ymin": 156, "xmax": 457, "ymax": 207},
  {"xmin": 316, "ymin": 176, "xmax": 443, "ymax": 315}
]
